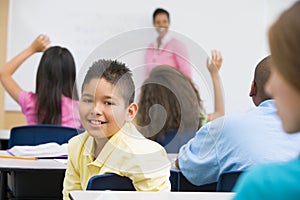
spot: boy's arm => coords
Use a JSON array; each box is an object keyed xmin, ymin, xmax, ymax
[
  {"xmin": 126, "ymin": 148, "xmax": 171, "ymax": 191},
  {"xmin": 177, "ymin": 123, "xmax": 219, "ymax": 185},
  {"xmin": 62, "ymin": 145, "xmax": 82, "ymax": 200},
  {"xmin": 207, "ymin": 50, "xmax": 224, "ymax": 121},
  {"xmin": 0, "ymin": 34, "xmax": 49, "ymax": 102}
]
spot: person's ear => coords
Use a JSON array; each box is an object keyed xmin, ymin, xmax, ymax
[
  {"xmin": 249, "ymin": 81, "xmax": 257, "ymax": 97},
  {"xmin": 126, "ymin": 103, "xmax": 138, "ymax": 122}
]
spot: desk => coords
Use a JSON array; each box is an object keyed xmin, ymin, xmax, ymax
[
  {"xmin": 0, "ymin": 151, "xmax": 67, "ymax": 169},
  {"xmin": 69, "ymin": 191, "xmax": 235, "ymax": 200},
  {"xmin": 0, "ymin": 150, "xmax": 67, "ymax": 200},
  {"xmin": 0, "ymin": 130, "xmax": 10, "ymax": 140},
  {"xmin": 0, "ymin": 151, "xmax": 183, "ymax": 199},
  {"xmin": 0, "ymin": 152, "xmax": 178, "ymax": 199},
  {"xmin": 0, "ymin": 130, "xmax": 10, "ymax": 150}
]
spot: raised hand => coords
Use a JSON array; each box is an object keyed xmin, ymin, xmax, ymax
[
  {"xmin": 30, "ymin": 34, "xmax": 50, "ymax": 53},
  {"xmin": 206, "ymin": 49, "xmax": 224, "ymax": 122},
  {"xmin": 207, "ymin": 50, "xmax": 223, "ymax": 74}
]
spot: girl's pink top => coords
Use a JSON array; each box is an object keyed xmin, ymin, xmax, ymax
[{"xmin": 18, "ymin": 91, "xmax": 81, "ymax": 128}]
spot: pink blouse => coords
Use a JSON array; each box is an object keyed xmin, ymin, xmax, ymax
[
  {"xmin": 145, "ymin": 37, "xmax": 191, "ymax": 78},
  {"xmin": 18, "ymin": 91, "xmax": 81, "ymax": 128}
]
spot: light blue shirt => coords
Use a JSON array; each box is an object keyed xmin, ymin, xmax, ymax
[
  {"xmin": 233, "ymin": 158, "xmax": 300, "ymax": 200},
  {"xmin": 178, "ymin": 100, "xmax": 300, "ymax": 185}
]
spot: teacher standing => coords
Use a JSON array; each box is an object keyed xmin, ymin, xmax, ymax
[{"xmin": 145, "ymin": 8, "xmax": 191, "ymax": 78}]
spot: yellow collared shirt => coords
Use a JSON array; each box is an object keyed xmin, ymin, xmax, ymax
[{"xmin": 63, "ymin": 123, "xmax": 171, "ymax": 199}]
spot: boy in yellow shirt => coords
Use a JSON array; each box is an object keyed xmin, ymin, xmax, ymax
[{"xmin": 62, "ymin": 59, "xmax": 171, "ymax": 199}]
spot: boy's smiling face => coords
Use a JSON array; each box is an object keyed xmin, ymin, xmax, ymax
[{"xmin": 80, "ymin": 78, "xmax": 133, "ymax": 139}]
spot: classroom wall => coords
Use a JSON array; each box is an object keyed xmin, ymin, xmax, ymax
[
  {"xmin": 0, "ymin": 0, "xmax": 297, "ymax": 129},
  {"xmin": 0, "ymin": 0, "xmax": 6, "ymax": 128},
  {"xmin": 0, "ymin": 0, "xmax": 26, "ymax": 129},
  {"xmin": 5, "ymin": 0, "xmax": 267, "ymax": 114}
]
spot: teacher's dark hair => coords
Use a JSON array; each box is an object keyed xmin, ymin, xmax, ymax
[{"xmin": 153, "ymin": 8, "xmax": 170, "ymax": 23}]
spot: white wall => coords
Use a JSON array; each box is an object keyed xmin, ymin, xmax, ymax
[{"xmin": 5, "ymin": 0, "xmax": 297, "ymax": 113}]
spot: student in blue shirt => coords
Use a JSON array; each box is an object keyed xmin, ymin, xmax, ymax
[
  {"xmin": 233, "ymin": 1, "xmax": 300, "ymax": 199},
  {"xmin": 176, "ymin": 56, "xmax": 300, "ymax": 186}
]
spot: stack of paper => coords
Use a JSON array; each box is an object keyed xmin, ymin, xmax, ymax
[{"xmin": 7, "ymin": 142, "xmax": 68, "ymax": 158}]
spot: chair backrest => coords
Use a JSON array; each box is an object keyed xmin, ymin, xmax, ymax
[
  {"xmin": 87, "ymin": 171, "xmax": 181, "ymax": 191},
  {"xmin": 170, "ymin": 169, "xmax": 180, "ymax": 191},
  {"xmin": 86, "ymin": 173, "xmax": 135, "ymax": 191},
  {"xmin": 216, "ymin": 171, "xmax": 244, "ymax": 192},
  {"xmin": 179, "ymin": 171, "xmax": 217, "ymax": 192},
  {"xmin": 157, "ymin": 130, "xmax": 195, "ymax": 153},
  {"xmin": 8, "ymin": 125, "xmax": 82, "ymax": 148}
]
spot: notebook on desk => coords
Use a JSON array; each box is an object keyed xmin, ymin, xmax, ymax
[{"xmin": 7, "ymin": 142, "xmax": 68, "ymax": 158}]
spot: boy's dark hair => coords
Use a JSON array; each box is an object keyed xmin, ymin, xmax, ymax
[
  {"xmin": 82, "ymin": 59, "xmax": 135, "ymax": 106},
  {"xmin": 153, "ymin": 8, "xmax": 170, "ymax": 23},
  {"xmin": 254, "ymin": 55, "xmax": 272, "ymax": 101}
]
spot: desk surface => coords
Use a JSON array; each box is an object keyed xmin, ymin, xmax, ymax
[
  {"xmin": 0, "ymin": 151, "xmax": 177, "ymax": 171},
  {"xmin": 0, "ymin": 150, "xmax": 67, "ymax": 170},
  {"xmin": 0, "ymin": 129, "xmax": 10, "ymax": 140},
  {"xmin": 0, "ymin": 150, "xmax": 67, "ymax": 200},
  {"xmin": 69, "ymin": 191, "xmax": 235, "ymax": 200}
]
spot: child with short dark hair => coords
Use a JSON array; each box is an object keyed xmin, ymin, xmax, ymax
[{"xmin": 62, "ymin": 59, "xmax": 171, "ymax": 199}]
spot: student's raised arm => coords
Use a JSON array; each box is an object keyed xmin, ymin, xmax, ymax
[
  {"xmin": 0, "ymin": 34, "xmax": 50, "ymax": 102},
  {"xmin": 206, "ymin": 50, "xmax": 224, "ymax": 121}
]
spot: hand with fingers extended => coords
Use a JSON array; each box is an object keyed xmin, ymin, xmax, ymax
[
  {"xmin": 207, "ymin": 50, "xmax": 223, "ymax": 74},
  {"xmin": 206, "ymin": 49, "xmax": 224, "ymax": 122},
  {"xmin": 30, "ymin": 34, "xmax": 51, "ymax": 53}
]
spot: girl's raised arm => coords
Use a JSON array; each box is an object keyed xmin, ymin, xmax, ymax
[{"xmin": 0, "ymin": 34, "xmax": 50, "ymax": 102}]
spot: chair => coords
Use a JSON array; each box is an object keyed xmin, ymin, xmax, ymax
[
  {"xmin": 156, "ymin": 130, "xmax": 195, "ymax": 153},
  {"xmin": 170, "ymin": 170, "xmax": 180, "ymax": 191},
  {"xmin": 216, "ymin": 171, "xmax": 244, "ymax": 192},
  {"xmin": 8, "ymin": 124, "xmax": 83, "ymax": 148},
  {"xmin": 86, "ymin": 173, "xmax": 135, "ymax": 191},
  {"xmin": 87, "ymin": 171, "xmax": 181, "ymax": 192},
  {"xmin": 179, "ymin": 172, "xmax": 217, "ymax": 192}
]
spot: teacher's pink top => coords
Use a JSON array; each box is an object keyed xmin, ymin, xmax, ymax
[
  {"xmin": 145, "ymin": 36, "xmax": 191, "ymax": 78},
  {"xmin": 18, "ymin": 91, "xmax": 81, "ymax": 128}
]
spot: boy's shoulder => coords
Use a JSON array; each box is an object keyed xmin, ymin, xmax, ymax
[
  {"xmin": 68, "ymin": 131, "xmax": 90, "ymax": 146},
  {"xmin": 115, "ymin": 123, "xmax": 167, "ymax": 154}
]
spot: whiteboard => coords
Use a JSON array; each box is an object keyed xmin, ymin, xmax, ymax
[{"xmin": 6, "ymin": 0, "xmax": 297, "ymax": 113}]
